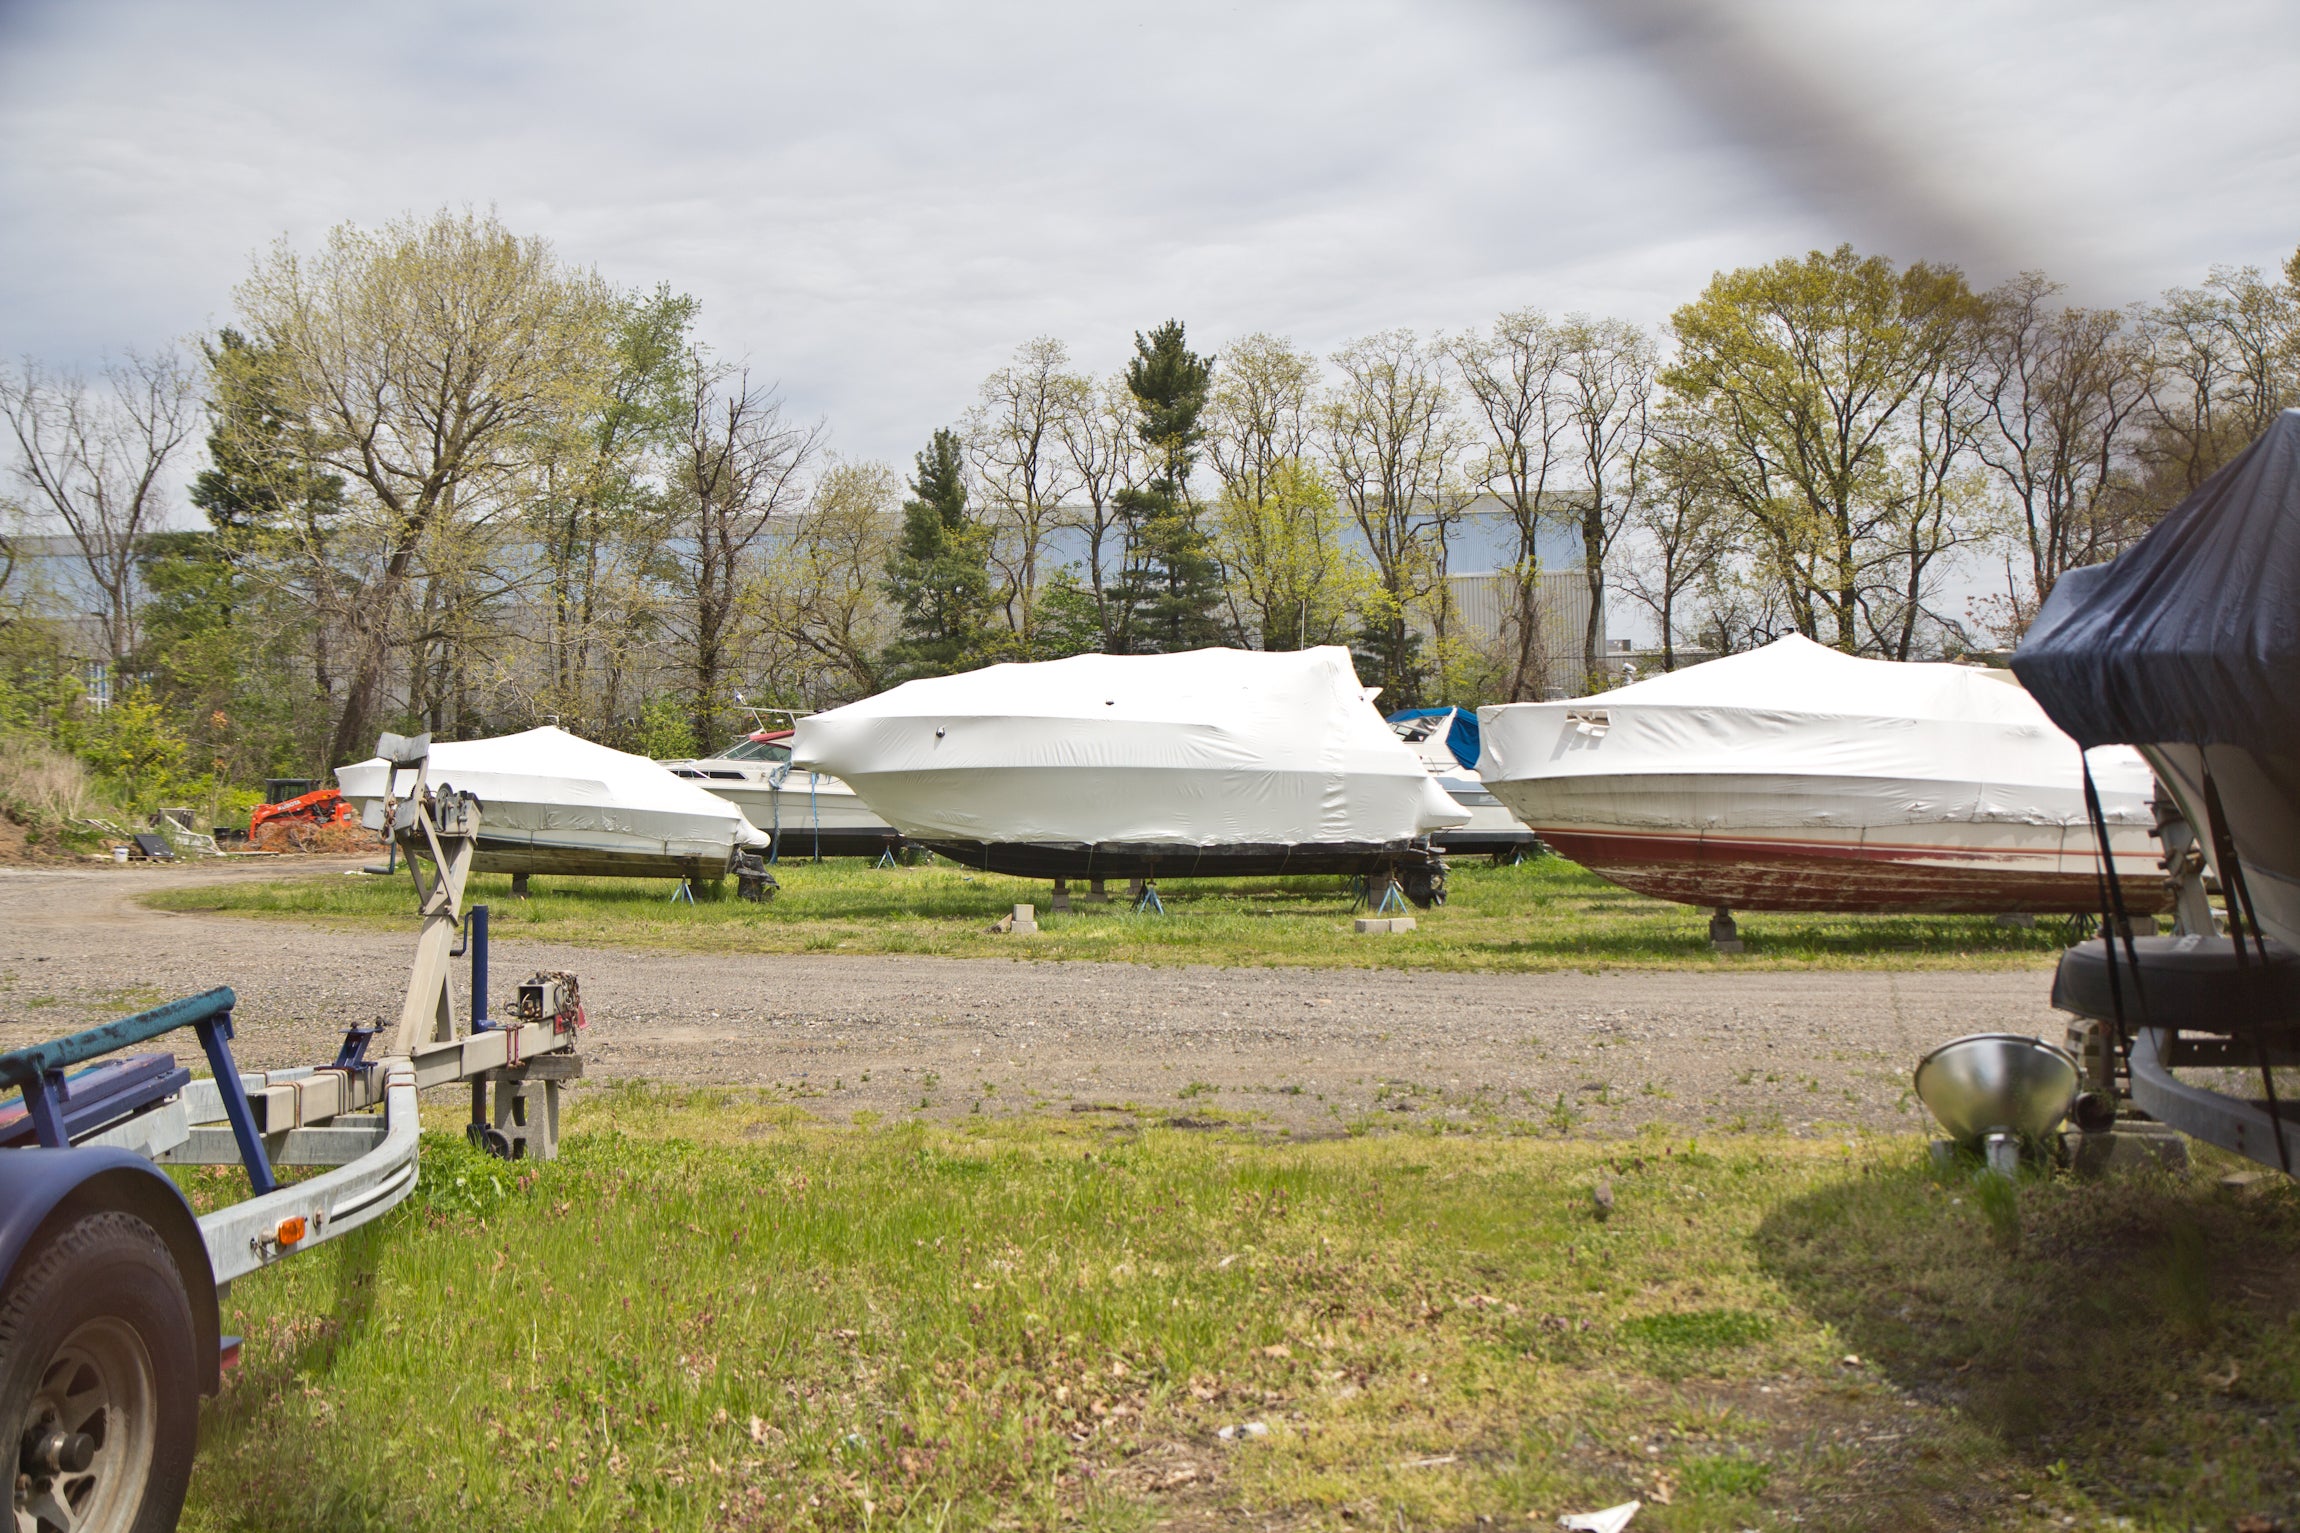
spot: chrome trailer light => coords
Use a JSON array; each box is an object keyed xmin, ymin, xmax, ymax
[{"xmin": 1914, "ymin": 1033, "xmax": 2080, "ymax": 1175}]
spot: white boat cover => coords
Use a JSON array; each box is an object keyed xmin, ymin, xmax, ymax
[
  {"xmin": 1477, "ymin": 635, "xmax": 2155, "ymax": 827},
  {"xmin": 337, "ymin": 726, "xmax": 770, "ymax": 853},
  {"xmin": 791, "ymin": 647, "xmax": 1468, "ymax": 845}
]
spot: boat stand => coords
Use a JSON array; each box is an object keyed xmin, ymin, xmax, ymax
[
  {"xmin": 1134, "ymin": 881, "xmax": 1166, "ymax": 915},
  {"xmin": 670, "ymin": 879, "xmax": 697, "ymax": 904}
]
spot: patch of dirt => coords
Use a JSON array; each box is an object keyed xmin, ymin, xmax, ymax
[{"xmin": 248, "ymin": 820, "xmax": 377, "ymax": 854}]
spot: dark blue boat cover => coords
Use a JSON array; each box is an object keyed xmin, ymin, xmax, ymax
[
  {"xmin": 1387, "ymin": 706, "xmax": 1481, "ymax": 769},
  {"xmin": 2010, "ymin": 409, "xmax": 2300, "ymax": 756}
]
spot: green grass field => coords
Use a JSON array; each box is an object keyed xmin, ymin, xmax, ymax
[
  {"xmin": 172, "ymin": 1093, "xmax": 2300, "ymax": 1532},
  {"xmin": 148, "ymin": 856, "xmax": 2076, "ymax": 971}
]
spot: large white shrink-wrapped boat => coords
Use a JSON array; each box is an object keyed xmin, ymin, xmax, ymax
[
  {"xmin": 792, "ymin": 647, "xmax": 1466, "ymax": 888},
  {"xmin": 337, "ymin": 726, "xmax": 770, "ymax": 881},
  {"xmin": 1476, "ymin": 636, "xmax": 2168, "ymax": 914}
]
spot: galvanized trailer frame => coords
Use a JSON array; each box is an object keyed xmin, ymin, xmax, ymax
[
  {"xmin": 0, "ymin": 733, "xmax": 589, "ymax": 1530},
  {"xmin": 4, "ymin": 729, "xmax": 584, "ymax": 1306}
]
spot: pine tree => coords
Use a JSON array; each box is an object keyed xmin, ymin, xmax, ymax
[
  {"xmin": 1109, "ymin": 321, "xmax": 1229, "ymax": 653},
  {"xmin": 882, "ymin": 428, "xmax": 996, "ymax": 678}
]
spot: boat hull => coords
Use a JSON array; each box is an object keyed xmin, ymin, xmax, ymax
[
  {"xmin": 918, "ymin": 839, "xmax": 1442, "ymax": 881},
  {"xmin": 2143, "ymin": 743, "xmax": 2300, "ymax": 946},
  {"xmin": 463, "ymin": 834, "xmax": 737, "ymax": 881},
  {"xmin": 1489, "ymin": 771, "xmax": 2170, "ymax": 914},
  {"xmin": 1531, "ymin": 822, "xmax": 2168, "ymax": 914}
]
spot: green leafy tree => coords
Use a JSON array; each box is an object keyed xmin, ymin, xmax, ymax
[
  {"xmin": 881, "ymin": 429, "xmax": 997, "ymax": 678},
  {"xmin": 1109, "ymin": 322, "xmax": 1227, "ymax": 653},
  {"xmin": 1664, "ymin": 245, "xmax": 1981, "ymax": 653},
  {"xmin": 76, "ymin": 684, "xmax": 193, "ymax": 811},
  {"xmin": 1211, "ymin": 458, "xmax": 1373, "ymax": 651}
]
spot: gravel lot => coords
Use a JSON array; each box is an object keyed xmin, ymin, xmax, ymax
[{"xmin": 0, "ymin": 861, "xmax": 2072, "ymax": 1138}]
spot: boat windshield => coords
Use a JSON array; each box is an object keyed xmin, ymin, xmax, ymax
[{"xmin": 717, "ymin": 738, "xmax": 792, "ymax": 763}]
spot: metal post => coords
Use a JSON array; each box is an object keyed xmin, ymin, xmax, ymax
[
  {"xmin": 20, "ymin": 1071, "xmax": 69, "ymax": 1149},
  {"xmin": 193, "ymin": 1012, "xmax": 276, "ymax": 1195},
  {"xmin": 470, "ymin": 905, "xmax": 490, "ymax": 1028}
]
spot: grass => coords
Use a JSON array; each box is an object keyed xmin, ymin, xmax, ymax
[
  {"xmin": 144, "ymin": 855, "xmax": 2076, "ymax": 971},
  {"xmin": 165, "ymin": 1094, "xmax": 2300, "ymax": 1531}
]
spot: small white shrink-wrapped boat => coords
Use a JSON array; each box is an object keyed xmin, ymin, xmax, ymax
[
  {"xmin": 661, "ymin": 724, "xmax": 902, "ymax": 860},
  {"xmin": 337, "ymin": 726, "xmax": 770, "ymax": 881},
  {"xmin": 791, "ymin": 647, "xmax": 1467, "ymax": 888},
  {"xmin": 1476, "ymin": 636, "xmax": 2168, "ymax": 915}
]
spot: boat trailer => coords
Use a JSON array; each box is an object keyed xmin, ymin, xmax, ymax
[{"xmin": 0, "ymin": 732, "xmax": 583, "ymax": 1530}]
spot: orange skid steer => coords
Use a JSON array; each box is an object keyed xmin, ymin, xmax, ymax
[{"xmin": 248, "ymin": 787, "xmax": 361, "ymax": 851}]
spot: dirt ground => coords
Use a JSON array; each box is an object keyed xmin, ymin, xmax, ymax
[{"xmin": 0, "ymin": 860, "xmax": 2075, "ymax": 1138}]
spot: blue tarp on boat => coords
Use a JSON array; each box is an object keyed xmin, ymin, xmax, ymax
[{"xmin": 1387, "ymin": 706, "xmax": 1482, "ymax": 770}]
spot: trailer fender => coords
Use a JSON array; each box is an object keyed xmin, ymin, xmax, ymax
[{"xmin": 0, "ymin": 1147, "xmax": 221, "ymax": 1395}]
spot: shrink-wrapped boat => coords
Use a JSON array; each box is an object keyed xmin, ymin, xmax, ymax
[
  {"xmin": 1387, "ymin": 706, "xmax": 1544, "ymax": 862},
  {"xmin": 1477, "ymin": 636, "xmax": 2167, "ymax": 914},
  {"xmin": 661, "ymin": 724, "xmax": 901, "ymax": 860},
  {"xmin": 337, "ymin": 726, "xmax": 770, "ymax": 882},
  {"xmin": 791, "ymin": 647, "xmax": 1466, "ymax": 894}
]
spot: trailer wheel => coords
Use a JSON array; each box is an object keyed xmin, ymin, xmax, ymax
[{"xmin": 1, "ymin": 1211, "xmax": 198, "ymax": 1533}]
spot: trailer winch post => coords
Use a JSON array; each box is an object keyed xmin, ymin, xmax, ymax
[{"xmin": 382, "ymin": 732, "xmax": 482, "ymax": 1058}]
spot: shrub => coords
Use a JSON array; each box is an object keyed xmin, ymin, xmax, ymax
[{"xmin": 0, "ymin": 732, "xmax": 95, "ymax": 827}]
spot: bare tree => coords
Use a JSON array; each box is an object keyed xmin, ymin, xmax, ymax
[
  {"xmin": 1054, "ymin": 373, "xmax": 1145, "ymax": 646},
  {"xmin": 966, "ymin": 337, "xmax": 1086, "ymax": 653},
  {"xmin": 1622, "ymin": 416, "xmax": 1727, "ymax": 671},
  {"xmin": 1556, "ymin": 317, "xmax": 1656, "ymax": 689},
  {"xmin": 1865, "ymin": 311, "xmax": 1991, "ymax": 660},
  {"xmin": 1974, "ymin": 273, "xmax": 2154, "ymax": 610},
  {"xmin": 1323, "ymin": 330, "xmax": 1469, "ymax": 701},
  {"xmin": 667, "ymin": 353, "xmax": 822, "ymax": 748},
  {"xmin": 751, "ymin": 458, "xmax": 900, "ymax": 705},
  {"xmin": 1207, "ymin": 333, "xmax": 1319, "ymax": 509},
  {"xmin": 0, "ymin": 350, "xmax": 198, "ymax": 666},
  {"xmin": 2136, "ymin": 255, "xmax": 2300, "ymax": 498},
  {"xmin": 1449, "ymin": 310, "xmax": 1575, "ymax": 699}
]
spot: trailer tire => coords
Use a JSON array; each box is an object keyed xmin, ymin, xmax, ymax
[{"xmin": 1, "ymin": 1210, "xmax": 199, "ymax": 1533}]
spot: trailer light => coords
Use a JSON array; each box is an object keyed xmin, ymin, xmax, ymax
[
  {"xmin": 276, "ymin": 1216, "xmax": 307, "ymax": 1246},
  {"xmin": 220, "ymin": 1335, "xmax": 243, "ymax": 1372}
]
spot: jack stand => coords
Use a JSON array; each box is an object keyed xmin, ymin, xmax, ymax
[
  {"xmin": 670, "ymin": 879, "xmax": 696, "ymax": 905},
  {"xmin": 1134, "ymin": 882, "xmax": 1166, "ymax": 915},
  {"xmin": 877, "ymin": 846, "xmax": 898, "ymax": 867},
  {"xmin": 1369, "ymin": 879, "xmax": 1407, "ymax": 915},
  {"xmin": 1709, "ymin": 907, "xmax": 1743, "ymax": 953},
  {"xmin": 1982, "ymin": 1131, "xmax": 2021, "ymax": 1179}
]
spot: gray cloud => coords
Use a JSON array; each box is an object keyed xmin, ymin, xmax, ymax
[{"xmin": 1, "ymin": 0, "xmax": 2293, "ymax": 468}]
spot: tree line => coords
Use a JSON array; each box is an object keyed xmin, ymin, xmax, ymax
[{"xmin": 2, "ymin": 207, "xmax": 2295, "ymax": 815}]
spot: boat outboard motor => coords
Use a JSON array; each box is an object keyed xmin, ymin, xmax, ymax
[{"xmin": 2011, "ymin": 408, "xmax": 2300, "ymax": 1176}]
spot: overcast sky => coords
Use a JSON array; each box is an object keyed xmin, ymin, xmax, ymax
[{"xmin": 2, "ymin": 0, "xmax": 2295, "ymax": 470}]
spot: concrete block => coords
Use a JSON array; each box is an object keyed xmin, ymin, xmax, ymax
[
  {"xmin": 2061, "ymin": 1121, "xmax": 2189, "ymax": 1177},
  {"xmin": 1354, "ymin": 916, "xmax": 1417, "ymax": 934}
]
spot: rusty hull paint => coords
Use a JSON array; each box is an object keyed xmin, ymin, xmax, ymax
[{"xmin": 1539, "ymin": 827, "xmax": 2172, "ymax": 915}]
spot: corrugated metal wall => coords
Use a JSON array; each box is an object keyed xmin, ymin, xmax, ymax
[{"xmin": 1439, "ymin": 570, "xmax": 1597, "ymax": 699}]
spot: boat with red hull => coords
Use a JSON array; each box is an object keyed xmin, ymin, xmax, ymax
[{"xmin": 1477, "ymin": 636, "xmax": 2168, "ymax": 916}]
